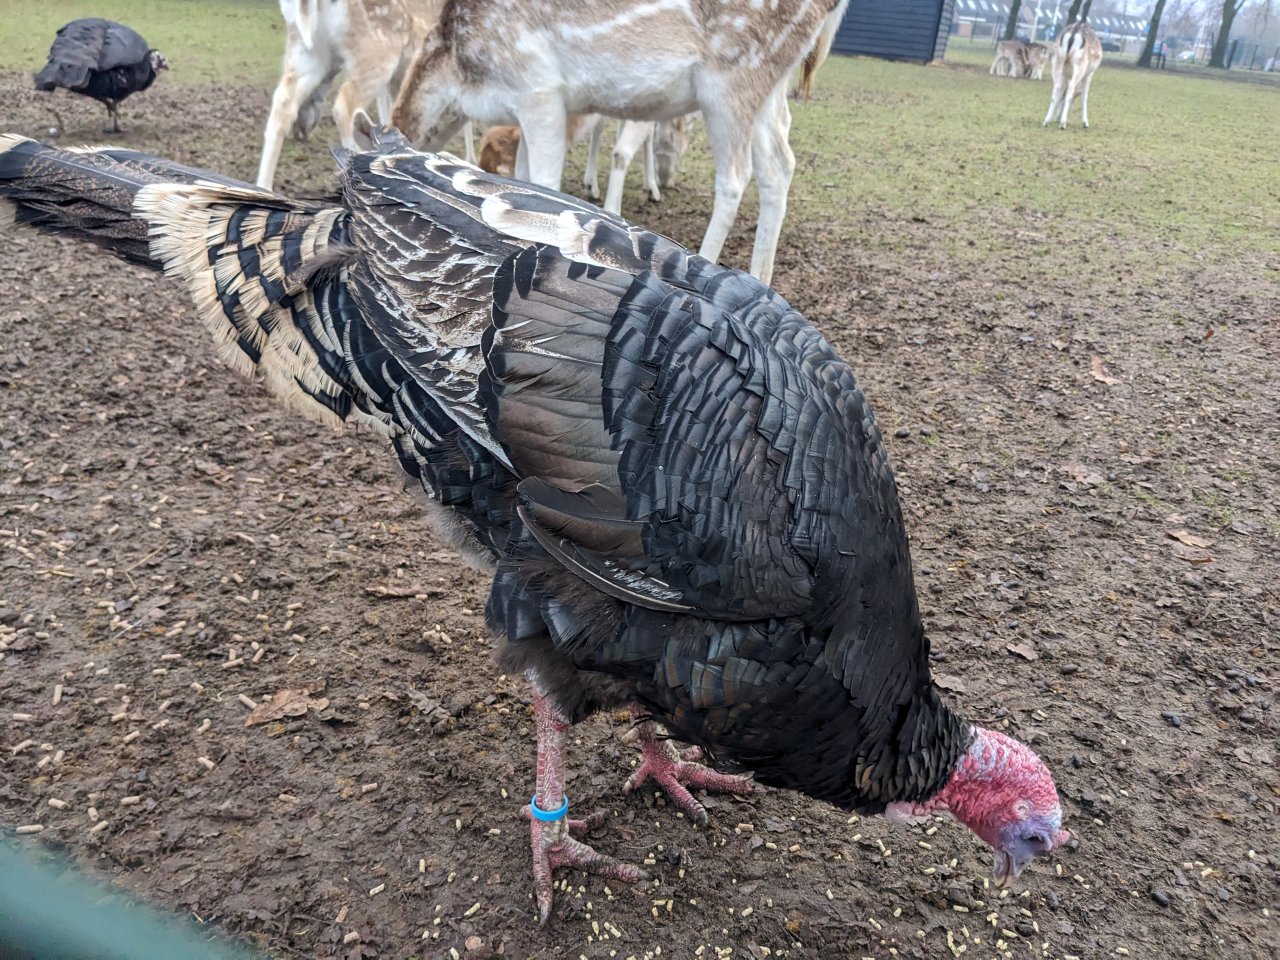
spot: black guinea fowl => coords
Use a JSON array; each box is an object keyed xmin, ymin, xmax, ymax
[
  {"xmin": 0, "ymin": 128, "xmax": 1068, "ymax": 925},
  {"xmin": 34, "ymin": 19, "xmax": 169, "ymax": 133}
]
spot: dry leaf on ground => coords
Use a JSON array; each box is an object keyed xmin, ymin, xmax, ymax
[
  {"xmin": 245, "ymin": 682, "xmax": 330, "ymax": 727},
  {"xmin": 1090, "ymin": 355, "xmax": 1121, "ymax": 385}
]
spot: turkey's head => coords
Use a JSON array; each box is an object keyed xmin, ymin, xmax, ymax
[
  {"xmin": 886, "ymin": 726, "xmax": 1069, "ymax": 887},
  {"xmin": 149, "ymin": 51, "xmax": 170, "ymax": 74}
]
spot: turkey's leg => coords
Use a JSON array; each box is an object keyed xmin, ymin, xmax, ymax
[
  {"xmin": 623, "ymin": 707, "xmax": 753, "ymax": 825},
  {"xmin": 104, "ymin": 102, "xmax": 121, "ymax": 134},
  {"xmin": 527, "ymin": 689, "xmax": 647, "ymax": 925}
]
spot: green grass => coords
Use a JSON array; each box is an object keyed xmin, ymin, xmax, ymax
[
  {"xmin": 781, "ymin": 53, "xmax": 1280, "ymax": 266},
  {"xmin": 0, "ymin": 0, "xmax": 283, "ymax": 86}
]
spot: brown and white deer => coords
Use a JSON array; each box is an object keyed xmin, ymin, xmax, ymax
[
  {"xmin": 393, "ymin": 0, "xmax": 848, "ymax": 285},
  {"xmin": 257, "ymin": 0, "xmax": 474, "ymax": 190},
  {"xmin": 1023, "ymin": 42, "xmax": 1049, "ymax": 80},
  {"xmin": 1043, "ymin": 22, "xmax": 1102, "ymax": 129},
  {"xmin": 990, "ymin": 40, "xmax": 1028, "ymax": 77}
]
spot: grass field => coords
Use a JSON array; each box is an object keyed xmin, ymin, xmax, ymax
[{"xmin": 1, "ymin": 6, "xmax": 1278, "ymax": 959}]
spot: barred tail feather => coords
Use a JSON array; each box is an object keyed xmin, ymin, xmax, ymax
[{"xmin": 131, "ymin": 183, "xmax": 384, "ymax": 435}]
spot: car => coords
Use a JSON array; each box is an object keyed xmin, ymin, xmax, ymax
[{"xmin": 1100, "ymin": 39, "xmax": 1123, "ymax": 52}]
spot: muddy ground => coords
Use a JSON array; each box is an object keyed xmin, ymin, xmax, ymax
[{"xmin": 0, "ymin": 72, "xmax": 1276, "ymax": 960}]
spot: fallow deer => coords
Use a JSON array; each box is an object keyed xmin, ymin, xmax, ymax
[
  {"xmin": 257, "ymin": 0, "xmax": 474, "ymax": 190},
  {"xmin": 1043, "ymin": 22, "xmax": 1102, "ymax": 129},
  {"xmin": 392, "ymin": 0, "xmax": 849, "ymax": 285},
  {"xmin": 601, "ymin": 115, "xmax": 696, "ymax": 216},
  {"xmin": 1023, "ymin": 42, "xmax": 1049, "ymax": 80},
  {"xmin": 990, "ymin": 40, "xmax": 1028, "ymax": 78}
]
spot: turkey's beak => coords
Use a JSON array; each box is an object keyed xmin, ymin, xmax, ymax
[{"xmin": 991, "ymin": 849, "xmax": 1023, "ymax": 888}]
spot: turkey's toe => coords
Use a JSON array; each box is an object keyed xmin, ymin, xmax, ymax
[
  {"xmin": 624, "ymin": 751, "xmax": 753, "ymax": 825},
  {"xmin": 530, "ymin": 817, "xmax": 648, "ymax": 925}
]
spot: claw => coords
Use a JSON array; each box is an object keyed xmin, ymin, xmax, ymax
[
  {"xmin": 624, "ymin": 729, "xmax": 752, "ymax": 825},
  {"xmin": 529, "ymin": 812, "xmax": 648, "ymax": 925}
]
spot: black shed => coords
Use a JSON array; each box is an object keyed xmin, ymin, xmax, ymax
[{"xmin": 830, "ymin": 0, "xmax": 955, "ymax": 63}]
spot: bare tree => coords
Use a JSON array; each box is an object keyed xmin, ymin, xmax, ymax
[
  {"xmin": 1138, "ymin": 0, "xmax": 1170, "ymax": 65},
  {"xmin": 1210, "ymin": 0, "xmax": 1249, "ymax": 66},
  {"xmin": 1065, "ymin": 0, "xmax": 1094, "ymax": 23},
  {"xmin": 1004, "ymin": 0, "xmax": 1025, "ymax": 39}
]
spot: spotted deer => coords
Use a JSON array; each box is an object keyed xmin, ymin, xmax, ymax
[
  {"xmin": 1043, "ymin": 22, "xmax": 1102, "ymax": 129},
  {"xmin": 1023, "ymin": 42, "xmax": 1049, "ymax": 80},
  {"xmin": 990, "ymin": 40, "xmax": 1028, "ymax": 77},
  {"xmin": 257, "ymin": 0, "xmax": 474, "ymax": 190},
  {"xmin": 393, "ymin": 0, "xmax": 849, "ymax": 285}
]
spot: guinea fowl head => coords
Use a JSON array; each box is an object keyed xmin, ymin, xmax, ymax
[
  {"xmin": 887, "ymin": 727, "xmax": 1068, "ymax": 886},
  {"xmin": 149, "ymin": 51, "xmax": 170, "ymax": 73}
]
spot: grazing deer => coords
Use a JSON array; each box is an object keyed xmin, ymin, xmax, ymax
[
  {"xmin": 1043, "ymin": 23, "xmax": 1102, "ymax": 129},
  {"xmin": 393, "ymin": 0, "xmax": 849, "ymax": 285},
  {"xmin": 257, "ymin": 0, "xmax": 474, "ymax": 190},
  {"xmin": 602, "ymin": 115, "xmax": 696, "ymax": 216},
  {"xmin": 1023, "ymin": 42, "xmax": 1049, "ymax": 80},
  {"xmin": 990, "ymin": 40, "xmax": 1028, "ymax": 77}
]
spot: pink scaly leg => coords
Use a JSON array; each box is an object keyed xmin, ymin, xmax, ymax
[
  {"xmin": 622, "ymin": 706, "xmax": 753, "ymax": 826},
  {"xmin": 527, "ymin": 689, "xmax": 647, "ymax": 925}
]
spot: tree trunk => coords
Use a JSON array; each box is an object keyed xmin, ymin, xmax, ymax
[
  {"xmin": 1138, "ymin": 0, "xmax": 1170, "ymax": 67},
  {"xmin": 1003, "ymin": 0, "xmax": 1024, "ymax": 40},
  {"xmin": 1210, "ymin": 1, "xmax": 1245, "ymax": 68},
  {"xmin": 1082, "ymin": 0, "xmax": 1094, "ymax": 17},
  {"xmin": 1066, "ymin": 0, "xmax": 1085, "ymax": 22}
]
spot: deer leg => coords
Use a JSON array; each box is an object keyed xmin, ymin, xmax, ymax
[
  {"xmin": 698, "ymin": 99, "xmax": 754, "ymax": 268},
  {"xmin": 518, "ymin": 95, "xmax": 569, "ymax": 190},
  {"xmin": 374, "ymin": 88, "xmax": 393, "ymax": 126},
  {"xmin": 1078, "ymin": 69, "xmax": 1097, "ymax": 129},
  {"xmin": 604, "ymin": 120, "xmax": 652, "ymax": 215},
  {"xmin": 461, "ymin": 121, "xmax": 477, "ymax": 165},
  {"xmin": 1042, "ymin": 67, "xmax": 1065, "ymax": 128},
  {"xmin": 1059, "ymin": 67, "xmax": 1082, "ymax": 129},
  {"xmin": 582, "ymin": 115, "xmax": 604, "ymax": 201},
  {"xmin": 746, "ymin": 86, "xmax": 794, "ymax": 286},
  {"xmin": 292, "ymin": 73, "xmax": 334, "ymax": 142},
  {"xmin": 642, "ymin": 124, "xmax": 661, "ymax": 203},
  {"xmin": 515, "ymin": 135, "xmax": 530, "ymax": 181},
  {"xmin": 258, "ymin": 41, "xmax": 329, "ymax": 190}
]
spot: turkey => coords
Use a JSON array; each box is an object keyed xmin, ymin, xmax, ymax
[
  {"xmin": 0, "ymin": 130, "xmax": 1069, "ymax": 924},
  {"xmin": 34, "ymin": 19, "xmax": 169, "ymax": 133}
]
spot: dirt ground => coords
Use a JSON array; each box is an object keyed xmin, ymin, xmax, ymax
[{"xmin": 0, "ymin": 72, "xmax": 1276, "ymax": 960}]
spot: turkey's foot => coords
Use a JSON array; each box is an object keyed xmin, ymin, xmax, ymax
[
  {"xmin": 623, "ymin": 719, "xmax": 753, "ymax": 826},
  {"xmin": 527, "ymin": 810, "xmax": 648, "ymax": 925}
]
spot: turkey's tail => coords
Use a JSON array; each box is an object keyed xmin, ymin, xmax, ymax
[
  {"xmin": 34, "ymin": 59, "xmax": 90, "ymax": 93},
  {"xmin": 0, "ymin": 134, "xmax": 369, "ymax": 434},
  {"xmin": 0, "ymin": 134, "xmax": 269, "ymax": 267}
]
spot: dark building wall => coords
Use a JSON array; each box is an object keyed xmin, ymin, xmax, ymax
[{"xmin": 830, "ymin": 0, "xmax": 953, "ymax": 63}]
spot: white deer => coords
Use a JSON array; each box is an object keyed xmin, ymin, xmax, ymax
[
  {"xmin": 1043, "ymin": 22, "xmax": 1103, "ymax": 129},
  {"xmin": 392, "ymin": 0, "xmax": 848, "ymax": 285},
  {"xmin": 257, "ymin": 0, "xmax": 474, "ymax": 191}
]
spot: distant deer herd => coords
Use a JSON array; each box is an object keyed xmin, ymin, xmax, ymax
[{"xmin": 256, "ymin": 0, "xmax": 1103, "ymax": 279}]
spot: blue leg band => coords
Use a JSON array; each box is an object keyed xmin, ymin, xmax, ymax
[{"xmin": 530, "ymin": 794, "xmax": 569, "ymax": 822}]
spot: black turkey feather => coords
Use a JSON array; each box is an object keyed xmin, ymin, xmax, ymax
[{"xmin": 0, "ymin": 129, "xmax": 1067, "ymax": 923}]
